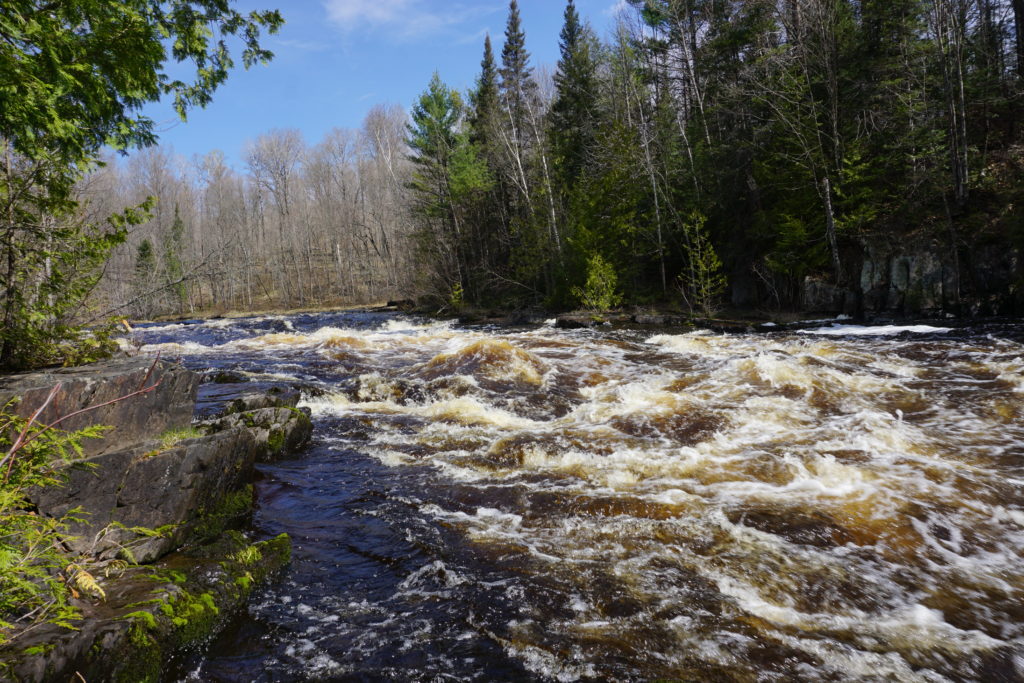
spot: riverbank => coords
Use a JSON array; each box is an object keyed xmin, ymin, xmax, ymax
[{"xmin": 0, "ymin": 359, "xmax": 313, "ymax": 682}]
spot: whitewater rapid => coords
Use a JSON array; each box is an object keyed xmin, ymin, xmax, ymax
[{"xmin": 130, "ymin": 313, "xmax": 1024, "ymax": 681}]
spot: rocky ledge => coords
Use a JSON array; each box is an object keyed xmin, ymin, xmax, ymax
[{"xmin": 0, "ymin": 357, "xmax": 313, "ymax": 682}]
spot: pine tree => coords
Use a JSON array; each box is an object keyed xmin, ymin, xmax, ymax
[
  {"xmin": 466, "ymin": 34, "xmax": 512, "ymax": 303},
  {"xmin": 550, "ymin": 0, "xmax": 598, "ymax": 191},
  {"xmin": 470, "ymin": 35, "xmax": 499, "ymax": 150},
  {"xmin": 499, "ymin": 0, "xmax": 538, "ymax": 137},
  {"xmin": 163, "ymin": 205, "xmax": 189, "ymax": 310},
  {"xmin": 407, "ymin": 73, "xmax": 490, "ymax": 303},
  {"xmin": 136, "ymin": 239, "xmax": 155, "ymax": 279},
  {"xmin": 496, "ymin": 0, "xmax": 563, "ymax": 297}
]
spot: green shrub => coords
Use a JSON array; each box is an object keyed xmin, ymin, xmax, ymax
[
  {"xmin": 572, "ymin": 253, "xmax": 622, "ymax": 311},
  {"xmin": 0, "ymin": 403, "xmax": 107, "ymax": 645},
  {"xmin": 678, "ymin": 212, "xmax": 727, "ymax": 318}
]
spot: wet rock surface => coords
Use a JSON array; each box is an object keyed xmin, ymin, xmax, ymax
[
  {"xmin": 29, "ymin": 428, "xmax": 258, "ymax": 563},
  {"xmin": 204, "ymin": 406, "xmax": 312, "ymax": 463},
  {"xmin": 0, "ymin": 533, "xmax": 290, "ymax": 683}
]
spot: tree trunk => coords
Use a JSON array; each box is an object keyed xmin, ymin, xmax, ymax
[
  {"xmin": 1, "ymin": 146, "xmax": 18, "ymax": 367},
  {"xmin": 1014, "ymin": 0, "xmax": 1024, "ymax": 79},
  {"xmin": 822, "ymin": 177, "xmax": 841, "ymax": 283}
]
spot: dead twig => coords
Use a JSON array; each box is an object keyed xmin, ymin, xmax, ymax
[{"xmin": 3, "ymin": 384, "xmax": 61, "ymax": 483}]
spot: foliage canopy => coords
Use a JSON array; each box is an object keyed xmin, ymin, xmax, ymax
[
  {"xmin": 0, "ymin": 0, "xmax": 283, "ymax": 166},
  {"xmin": 0, "ymin": 0, "xmax": 282, "ymax": 369}
]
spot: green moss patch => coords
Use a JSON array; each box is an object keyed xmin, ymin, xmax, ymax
[{"xmin": 75, "ymin": 532, "xmax": 292, "ymax": 683}]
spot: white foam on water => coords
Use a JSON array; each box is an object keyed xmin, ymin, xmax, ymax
[
  {"xmin": 419, "ymin": 396, "xmax": 542, "ymax": 429},
  {"xmin": 799, "ymin": 324, "xmax": 953, "ymax": 336},
  {"xmin": 711, "ymin": 569, "xmax": 1004, "ymax": 651},
  {"xmin": 158, "ymin": 315, "xmax": 1024, "ymax": 680},
  {"xmin": 140, "ymin": 340, "xmax": 217, "ymax": 355},
  {"xmin": 134, "ymin": 322, "xmax": 189, "ymax": 333},
  {"xmin": 775, "ymin": 635, "xmax": 940, "ymax": 682},
  {"xmin": 993, "ymin": 358, "xmax": 1024, "ymax": 391},
  {"xmin": 203, "ymin": 317, "xmax": 236, "ymax": 328},
  {"xmin": 648, "ymin": 332, "xmax": 737, "ymax": 359},
  {"xmin": 396, "ymin": 560, "xmax": 467, "ymax": 598},
  {"xmin": 504, "ymin": 642, "xmax": 598, "ymax": 682}
]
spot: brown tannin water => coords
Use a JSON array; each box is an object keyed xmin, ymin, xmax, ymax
[{"xmin": 133, "ymin": 313, "xmax": 1024, "ymax": 681}]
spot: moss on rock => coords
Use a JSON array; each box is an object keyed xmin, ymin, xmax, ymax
[
  {"xmin": 0, "ymin": 532, "xmax": 292, "ymax": 682},
  {"xmin": 191, "ymin": 484, "xmax": 254, "ymax": 544},
  {"xmin": 95, "ymin": 532, "xmax": 291, "ymax": 682}
]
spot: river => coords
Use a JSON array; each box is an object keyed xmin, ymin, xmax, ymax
[{"xmin": 128, "ymin": 311, "xmax": 1024, "ymax": 682}]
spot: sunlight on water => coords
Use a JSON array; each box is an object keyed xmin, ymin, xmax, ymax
[{"xmin": 137, "ymin": 315, "xmax": 1024, "ymax": 681}]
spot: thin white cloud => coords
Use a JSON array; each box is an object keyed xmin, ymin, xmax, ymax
[
  {"xmin": 605, "ymin": 0, "xmax": 629, "ymax": 17},
  {"xmin": 455, "ymin": 27, "xmax": 491, "ymax": 47},
  {"xmin": 323, "ymin": 0, "xmax": 496, "ymax": 41},
  {"xmin": 275, "ymin": 38, "xmax": 331, "ymax": 53}
]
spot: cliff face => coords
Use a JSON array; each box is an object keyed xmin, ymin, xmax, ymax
[
  {"xmin": 0, "ymin": 357, "xmax": 313, "ymax": 682},
  {"xmin": 800, "ymin": 235, "xmax": 1022, "ymax": 318}
]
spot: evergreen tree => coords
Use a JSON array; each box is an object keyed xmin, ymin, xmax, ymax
[
  {"xmin": 136, "ymin": 239, "xmax": 156, "ymax": 279},
  {"xmin": 163, "ymin": 205, "xmax": 188, "ymax": 309},
  {"xmin": 496, "ymin": 0, "xmax": 559, "ymax": 298},
  {"xmin": 550, "ymin": 0, "xmax": 598, "ymax": 191},
  {"xmin": 499, "ymin": 0, "xmax": 538, "ymax": 137},
  {"xmin": 407, "ymin": 73, "xmax": 490, "ymax": 303},
  {"xmin": 470, "ymin": 35, "xmax": 500, "ymax": 150},
  {"xmin": 466, "ymin": 34, "xmax": 513, "ymax": 303},
  {"xmin": 403, "ymin": 0, "xmax": 1024, "ymax": 313}
]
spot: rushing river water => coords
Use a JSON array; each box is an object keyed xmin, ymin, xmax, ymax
[{"xmin": 128, "ymin": 312, "xmax": 1024, "ymax": 682}]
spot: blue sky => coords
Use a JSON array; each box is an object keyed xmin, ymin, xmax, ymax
[{"xmin": 139, "ymin": 0, "xmax": 630, "ymax": 169}]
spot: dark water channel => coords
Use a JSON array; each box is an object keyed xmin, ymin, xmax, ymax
[{"xmin": 127, "ymin": 312, "xmax": 1024, "ymax": 682}]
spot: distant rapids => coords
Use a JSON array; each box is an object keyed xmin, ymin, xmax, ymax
[{"xmin": 128, "ymin": 312, "xmax": 1024, "ymax": 682}]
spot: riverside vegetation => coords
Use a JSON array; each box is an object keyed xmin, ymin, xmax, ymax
[
  {"xmin": 1, "ymin": 0, "xmax": 1023, "ymax": 677},
  {"xmin": 0, "ymin": 0, "xmax": 290, "ymax": 678},
  {"xmin": 38, "ymin": 0, "xmax": 1024, "ymax": 321},
  {"xmin": 0, "ymin": 358, "xmax": 311, "ymax": 680}
]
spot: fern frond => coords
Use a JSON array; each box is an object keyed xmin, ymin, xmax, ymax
[
  {"xmin": 0, "ymin": 546, "xmax": 21, "ymax": 570},
  {"xmin": 66, "ymin": 564, "xmax": 105, "ymax": 601},
  {"xmin": 103, "ymin": 560, "xmax": 129, "ymax": 578}
]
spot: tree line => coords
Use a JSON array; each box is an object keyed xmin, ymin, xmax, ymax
[
  {"xmin": 85, "ymin": 106, "xmax": 416, "ymax": 320},
  {"xmin": 5, "ymin": 0, "xmax": 1024, "ymax": 372},
  {"xmin": 407, "ymin": 0, "xmax": 1024, "ymax": 314},
  {"xmin": 71, "ymin": 0, "xmax": 1024, "ymax": 320}
]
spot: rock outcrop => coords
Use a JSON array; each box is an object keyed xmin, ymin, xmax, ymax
[
  {"xmin": 206, "ymin": 406, "xmax": 312, "ymax": 463},
  {"xmin": 29, "ymin": 428, "xmax": 258, "ymax": 563},
  {"xmin": 799, "ymin": 234, "xmax": 1022, "ymax": 317},
  {"xmin": 0, "ymin": 358, "xmax": 197, "ymax": 457},
  {"xmin": 1, "ymin": 532, "xmax": 290, "ymax": 683},
  {"xmin": 0, "ymin": 357, "xmax": 314, "ymax": 682}
]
